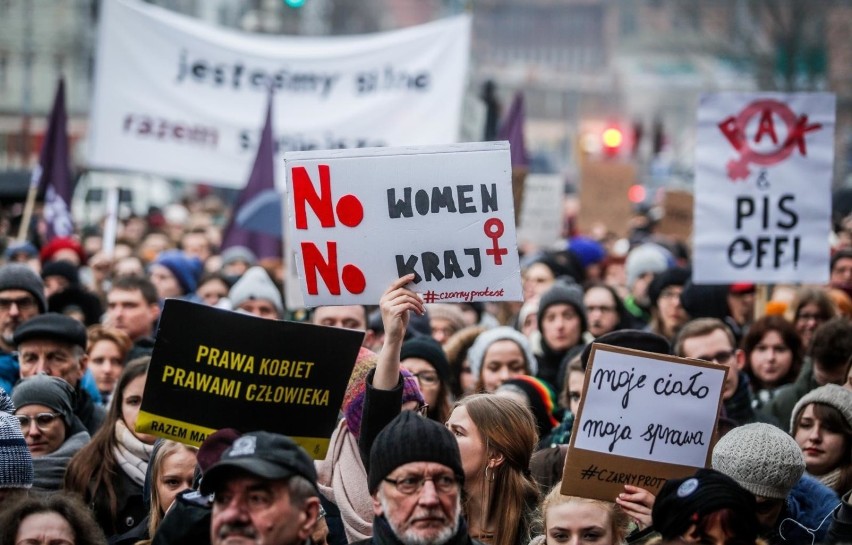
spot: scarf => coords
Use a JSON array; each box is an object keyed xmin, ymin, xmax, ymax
[
  {"xmin": 315, "ymin": 419, "xmax": 373, "ymax": 542},
  {"xmin": 371, "ymin": 514, "xmax": 471, "ymax": 545},
  {"xmin": 816, "ymin": 468, "xmax": 842, "ymax": 493},
  {"xmin": 113, "ymin": 420, "xmax": 154, "ymax": 486},
  {"xmin": 33, "ymin": 430, "xmax": 90, "ymax": 492}
]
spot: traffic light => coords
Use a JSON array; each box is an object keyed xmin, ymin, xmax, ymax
[{"xmin": 601, "ymin": 126, "xmax": 624, "ymax": 157}]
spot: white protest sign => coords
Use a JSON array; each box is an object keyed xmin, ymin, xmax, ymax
[
  {"xmin": 517, "ymin": 174, "xmax": 564, "ymax": 250},
  {"xmin": 562, "ymin": 345, "xmax": 727, "ymax": 501},
  {"xmin": 285, "ymin": 142, "xmax": 523, "ymax": 306},
  {"xmin": 693, "ymin": 93, "xmax": 835, "ymax": 284},
  {"xmin": 87, "ymin": 0, "xmax": 471, "ymax": 188}
]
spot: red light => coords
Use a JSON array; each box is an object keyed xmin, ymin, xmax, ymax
[
  {"xmin": 602, "ymin": 128, "xmax": 623, "ymax": 149},
  {"xmin": 628, "ymin": 184, "xmax": 646, "ymax": 203}
]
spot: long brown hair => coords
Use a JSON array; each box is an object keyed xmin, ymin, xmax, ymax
[
  {"xmin": 142, "ymin": 440, "xmax": 198, "ymax": 544},
  {"xmin": 741, "ymin": 315, "xmax": 803, "ymax": 390},
  {"xmin": 64, "ymin": 357, "xmax": 150, "ymax": 530},
  {"xmin": 455, "ymin": 394, "xmax": 539, "ymax": 545},
  {"xmin": 792, "ymin": 402, "xmax": 852, "ymax": 494}
]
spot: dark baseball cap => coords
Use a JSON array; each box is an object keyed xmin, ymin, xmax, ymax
[
  {"xmin": 13, "ymin": 313, "xmax": 87, "ymax": 349},
  {"xmin": 200, "ymin": 431, "xmax": 318, "ymax": 495}
]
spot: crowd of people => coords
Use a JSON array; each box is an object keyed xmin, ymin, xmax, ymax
[{"xmin": 1, "ymin": 200, "xmax": 852, "ymax": 545}]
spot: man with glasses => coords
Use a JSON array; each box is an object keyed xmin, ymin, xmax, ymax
[
  {"xmin": 0, "ymin": 264, "xmax": 47, "ymax": 395},
  {"xmin": 202, "ymin": 431, "xmax": 322, "ymax": 545},
  {"xmin": 355, "ymin": 410, "xmax": 482, "ymax": 545},
  {"xmin": 674, "ymin": 318, "xmax": 776, "ymax": 426},
  {"xmin": 13, "ymin": 313, "xmax": 105, "ymax": 434}
]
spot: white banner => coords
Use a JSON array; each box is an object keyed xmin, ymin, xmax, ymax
[
  {"xmin": 693, "ymin": 93, "xmax": 835, "ymax": 284},
  {"xmin": 88, "ymin": 0, "xmax": 471, "ymax": 188},
  {"xmin": 285, "ymin": 142, "xmax": 523, "ymax": 306}
]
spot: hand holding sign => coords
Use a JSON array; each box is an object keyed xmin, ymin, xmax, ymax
[{"xmin": 380, "ymin": 274, "xmax": 425, "ymax": 346}]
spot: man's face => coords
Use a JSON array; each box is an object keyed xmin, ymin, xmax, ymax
[
  {"xmin": 211, "ymin": 474, "xmax": 317, "ymax": 545},
  {"xmin": 584, "ymin": 287, "xmax": 619, "ymax": 338},
  {"xmin": 18, "ymin": 339, "xmax": 86, "ymax": 386},
  {"xmin": 0, "ymin": 289, "xmax": 40, "ymax": 348},
  {"xmin": 373, "ymin": 462, "xmax": 461, "ymax": 545},
  {"xmin": 237, "ymin": 300, "xmax": 280, "ymax": 320},
  {"xmin": 311, "ymin": 306, "xmax": 366, "ymax": 331},
  {"xmin": 680, "ymin": 329, "xmax": 742, "ymax": 401},
  {"xmin": 831, "ymin": 257, "xmax": 852, "ymax": 287},
  {"xmin": 107, "ymin": 288, "xmax": 160, "ymax": 341}
]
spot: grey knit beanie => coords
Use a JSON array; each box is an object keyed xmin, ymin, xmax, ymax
[
  {"xmin": 790, "ymin": 384, "xmax": 852, "ymax": 433},
  {"xmin": 536, "ymin": 281, "xmax": 587, "ymax": 336},
  {"xmin": 0, "ymin": 387, "xmax": 34, "ymax": 489},
  {"xmin": 0, "ymin": 263, "xmax": 46, "ymax": 313},
  {"xmin": 625, "ymin": 243, "xmax": 671, "ymax": 289},
  {"xmin": 11, "ymin": 375, "xmax": 76, "ymax": 428},
  {"xmin": 228, "ymin": 266, "xmax": 284, "ymax": 317},
  {"xmin": 467, "ymin": 326, "xmax": 538, "ymax": 380},
  {"xmin": 712, "ymin": 422, "xmax": 804, "ymax": 499}
]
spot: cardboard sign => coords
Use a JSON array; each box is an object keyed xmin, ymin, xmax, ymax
[
  {"xmin": 577, "ymin": 160, "xmax": 635, "ymax": 238},
  {"xmin": 285, "ymin": 142, "xmax": 523, "ymax": 306},
  {"xmin": 693, "ymin": 93, "xmax": 835, "ymax": 284},
  {"xmin": 88, "ymin": 0, "xmax": 471, "ymax": 188},
  {"xmin": 137, "ymin": 300, "xmax": 363, "ymax": 457},
  {"xmin": 561, "ymin": 345, "xmax": 727, "ymax": 501},
  {"xmin": 517, "ymin": 174, "xmax": 564, "ymax": 250},
  {"xmin": 656, "ymin": 189, "xmax": 693, "ymax": 242}
]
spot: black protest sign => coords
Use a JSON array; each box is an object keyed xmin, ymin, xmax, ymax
[{"xmin": 137, "ymin": 299, "xmax": 364, "ymax": 458}]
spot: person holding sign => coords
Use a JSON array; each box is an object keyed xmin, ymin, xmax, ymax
[{"xmin": 529, "ymin": 485, "xmax": 630, "ymax": 545}]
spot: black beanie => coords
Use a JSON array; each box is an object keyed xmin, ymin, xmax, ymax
[
  {"xmin": 652, "ymin": 468, "xmax": 757, "ymax": 540},
  {"xmin": 537, "ymin": 281, "xmax": 587, "ymax": 335},
  {"xmin": 400, "ymin": 336, "xmax": 450, "ymax": 382},
  {"xmin": 647, "ymin": 267, "xmax": 691, "ymax": 308},
  {"xmin": 368, "ymin": 411, "xmax": 464, "ymax": 493},
  {"xmin": 41, "ymin": 260, "xmax": 80, "ymax": 286},
  {"xmin": 0, "ymin": 264, "xmax": 46, "ymax": 313},
  {"xmin": 580, "ymin": 329, "xmax": 670, "ymax": 370}
]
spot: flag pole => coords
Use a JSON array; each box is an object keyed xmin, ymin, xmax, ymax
[{"xmin": 16, "ymin": 184, "xmax": 38, "ymax": 242}]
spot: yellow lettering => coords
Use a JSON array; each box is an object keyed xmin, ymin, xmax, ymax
[
  {"xmin": 162, "ymin": 365, "xmax": 175, "ymax": 382},
  {"xmin": 196, "ymin": 345, "xmax": 209, "ymax": 362}
]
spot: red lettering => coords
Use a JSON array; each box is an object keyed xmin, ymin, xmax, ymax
[
  {"xmin": 301, "ymin": 241, "xmax": 341, "ymax": 295},
  {"xmin": 754, "ymin": 108, "xmax": 778, "ymax": 145},
  {"xmin": 293, "ymin": 165, "xmax": 335, "ymax": 230},
  {"xmin": 786, "ymin": 114, "xmax": 822, "ymax": 156},
  {"xmin": 718, "ymin": 116, "xmax": 745, "ymax": 151}
]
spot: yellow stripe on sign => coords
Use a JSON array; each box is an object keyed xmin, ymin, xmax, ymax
[
  {"xmin": 137, "ymin": 411, "xmax": 331, "ymax": 459},
  {"xmin": 136, "ymin": 411, "xmax": 217, "ymax": 447}
]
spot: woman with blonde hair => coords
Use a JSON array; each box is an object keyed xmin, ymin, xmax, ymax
[
  {"xmin": 530, "ymin": 484, "xmax": 630, "ymax": 545},
  {"xmin": 87, "ymin": 325, "xmax": 132, "ymax": 405}
]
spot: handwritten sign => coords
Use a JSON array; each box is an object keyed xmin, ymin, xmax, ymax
[
  {"xmin": 577, "ymin": 160, "xmax": 635, "ymax": 238},
  {"xmin": 137, "ymin": 300, "xmax": 363, "ymax": 457},
  {"xmin": 693, "ymin": 93, "xmax": 835, "ymax": 284},
  {"xmin": 285, "ymin": 142, "xmax": 523, "ymax": 306},
  {"xmin": 562, "ymin": 345, "xmax": 727, "ymax": 501},
  {"xmin": 656, "ymin": 189, "xmax": 693, "ymax": 243},
  {"xmin": 517, "ymin": 174, "xmax": 564, "ymax": 250}
]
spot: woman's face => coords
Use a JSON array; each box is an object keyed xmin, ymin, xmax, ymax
[
  {"xmin": 446, "ymin": 405, "xmax": 486, "ymax": 486},
  {"xmin": 197, "ymin": 278, "xmax": 230, "ymax": 307},
  {"xmin": 16, "ymin": 512, "xmax": 75, "ymax": 545},
  {"xmin": 523, "ymin": 263, "xmax": 555, "ymax": 301},
  {"xmin": 796, "ymin": 303, "xmax": 827, "ymax": 348},
  {"xmin": 480, "ymin": 340, "xmax": 527, "ymax": 393},
  {"xmin": 568, "ymin": 371, "xmax": 585, "ymax": 416},
  {"xmin": 541, "ymin": 304, "xmax": 581, "ymax": 352},
  {"xmin": 157, "ymin": 448, "xmax": 198, "ymax": 515},
  {"xmin": 546, "ymin": 500, "xmax": 614, "ymax": 545},
  {"xmin": 402, "ymin": 357, "xmax": 440, "ymax": 408},
  {"xmin": 88, "ymin": 340, "xmax": 125, "ymax": 396},
  {"xmin": 794, "ymin": 404, "xmax": 847, "ymax": 476},
  {"xmin": 749, "ymin": 330, "xmax": 793, "ymax": 388},
  {"xmin": 16, "ymin": 403, "xmax": 66, "ymax": 457},
  {"xmin": 122, "ymin": 375, "xmax": 157, "ymax": 444},
  {"xmin": 149, "ymin": 264, "xmax": 183, "ymax": 299},
  {"xmin": 656, "ymin": 285, "xmax": 688, "ymax": 333}
]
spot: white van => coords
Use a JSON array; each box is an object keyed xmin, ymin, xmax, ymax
[{"xmin": 72, "ymin": 171, "xmax": 182, "ymax": 225}]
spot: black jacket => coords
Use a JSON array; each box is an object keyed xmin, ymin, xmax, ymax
[{"xmin": 350, "ymin": 515, "xmax": 486, "ymax": 545}]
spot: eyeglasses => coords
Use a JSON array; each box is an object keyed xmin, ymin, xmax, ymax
[
  {"xmin": 383, "ymin": 474, "xmax": 459, "ymax": 495},
  {"xmin": 16, "ymin": 412, "xmax": 62, "ymax": 431},
  {"xmin": 695, "ymin": 350, "xmax": 736, "ymax": 365},
  {"xmin": 659, "ymin": 289, "xmax": 683, "ymax": 300},
  {"xmin": 0, "ymin": 296, "xmax": 36, "ymax": 311},
  {"xmin": 410, "ymin": 370, "xmax": 440, "ymax": 386},
  {"xmin": 586, "ymin": 305, "xmax": 616, "ymax": 314}
]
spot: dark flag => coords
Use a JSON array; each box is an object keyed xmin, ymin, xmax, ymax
[
  {"xmin": 497, "ymin": 92, "xmax": 529, "ymax": 225},
  {"xmin": 221, "ymin": 91, "xmax": 283, "ymax": 258},
  {"xmin": 32, "ymin": 78, "xmax": 75, "ymax": 239}
]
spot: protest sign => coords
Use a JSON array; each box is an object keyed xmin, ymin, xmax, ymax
[
  {"xmin": 577, "ymin": 160, "xmax": 635, "ymax": 238},
  {"xmin": 693, "ymin": 93, "xmax": 835, "ymax": 284},
  {"xmin": 656, "ymin": 189, "xmax": 693, "ymax": 243},
  {"xmin": 285, "ymin": 142, "xmax": 523, "ymax": 306},
  {"xmin": 137, "ymin": 300, "xmax": 363, "ymax": 457},
  {"xmin": 517, "ymin": 174, "xmax": 564, "ymax": 250},
  {"xmin": 88, "ymin": 0, "xmax": 470, "ymax": 188},
  {"xmin": 562, "ymin": 345, "xmax": 727, "ymax": 501}
]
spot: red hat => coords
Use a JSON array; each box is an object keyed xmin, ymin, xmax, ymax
[{"xmin": 39, "ymin": 237, "xmax": 86, "ymax": 264}]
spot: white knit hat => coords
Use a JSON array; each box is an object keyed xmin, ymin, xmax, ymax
[
  {"xmin": 790, "ymin": 384, "xmax": 852, "ymax": 433},
  {"xmin": 712, "ymin": 422, "xmax": 804, "ymax": 499},
  {"xmin": 467, "ymin": 326, "xmax": 538, "ymax": 380}
]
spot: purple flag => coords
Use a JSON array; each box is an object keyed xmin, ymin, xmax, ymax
[
  {"xmin": 33, "ymin": 78, "xmax": 75, "ymax": 240},
  {"xmin": 497, "ymin": 92, "xmax": 529, "ymax": 169},
  {"xmin": 221, "ymin": 91, "xmax": 282, "ymax": 259}
]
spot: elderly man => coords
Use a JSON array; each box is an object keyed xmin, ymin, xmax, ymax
[
  {"xmin": 13, "ymin": 313, "xmax": 105, "ymax": 434},
  {"xmin": 0, "ymin": 264, "xmax": 46, "ymax": 394},
  {"xmin": 353, "ymin": 410, "xmax": 481, "ymax": 545},
  {"xmin": 200, "ymin": 431, "xmax": 321, "ymax": 545}
]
